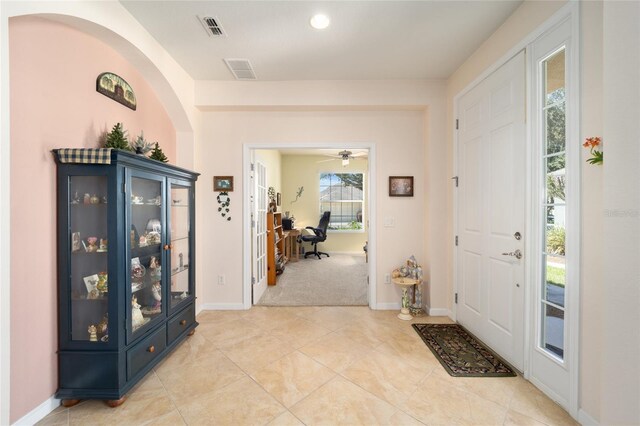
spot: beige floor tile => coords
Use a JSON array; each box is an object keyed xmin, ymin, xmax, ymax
[
  {"xmin": 220, "ymin": 333, "xmax": 297, "ymax": 375},
  {"xmin": 252, "ymin": 351, "xmax": 336, "ymax": 408},
  {"xmin": 386, "ymin": 410, "xmax": 426, "ymax": 425},
  {"xmin": 351, "ymin": 318, "xmax": 405, "ymax": 343},
  {"xmin": 290, "ymin": 376, "xmax": 398, "ymax": 425},
  {"xmin": 509, "ymin": 383, "xmax": 579, "ymax": 426},
  {"xmin": 303, "ymin": 306, "xmax": 361, "ymax": 331},
  {"xmin": 155, "ymin": 349, "xmax": 246, "ymax": 406},
  {"xmin": 374, "ymin": 336, "xmax": 440, "ymax": 374},
  {"xmin": 196, "ymin": 309, "xmax": 245, "ymax": 324},
  {"xmin": 153, "ymin": 332, "xmax": 220, "ymax": 371},
  {"xmin": 341, "ymin": 349, "xmax": 427, "ymax": 407},
  {"xmin": 334, "ymin": 324, "xmax": 385, "ymax": 349},
  {"xmin": 35, "ymin": 410, "xmax": 69, "ymax": 426},
  {"xmin": 140, "ymin": 409, "xmax": 186, "ymax": 425},
  {"xmin": 241, "ymin": 307, "xmax": 302, "ymax": 331},
  {"xmin": 199, "ymin": 318, "xmax": 264, "ymax": 348},
  {"xmin": 178, "ymin": 376, "xmax": 285, "ymax": 425},
  {"xmin": 268, "ymin": 410, "xmax": 305, "ymax": 426},
  {"xmin": 268, "ymin": 317, "xmax": 332, "ymax": 348},
  {"xmin": 299, "ymin": 332, "xmax": 373, "ymax": 372},
  {"xmin": 504, "ymin": 409, "xmax": 550, "ymax": 426}
]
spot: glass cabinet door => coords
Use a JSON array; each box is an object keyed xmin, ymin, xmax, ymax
[
  {"xmin": 169, "ymin": 181, "xmax": 193, "ymax": 310},
  {"xmin": 129, "ymin": 174, "xmax": 165, "ymax": 338},
  {"xmin": 69, "ymin": 175, "xmax": 110, "ymax": 343}
]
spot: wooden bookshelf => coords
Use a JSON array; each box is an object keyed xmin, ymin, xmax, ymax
[{"xmin": 267, "ymin": 212, "xmax": 285, "ymax": 285}]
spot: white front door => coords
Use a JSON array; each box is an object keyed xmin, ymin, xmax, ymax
[
  {"xmin": 456, "ymin": 51, "xmax": 526, "ymax": 371},
  {"xmin": 252, "ymin": 161, "xmax": 268, "ymax": 303}
]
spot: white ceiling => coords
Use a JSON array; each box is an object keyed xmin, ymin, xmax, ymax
[{"xmin": 119, "ymin": 1, "xmax": 522, "ymax": 81}]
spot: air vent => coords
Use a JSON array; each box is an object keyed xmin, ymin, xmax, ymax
[
  {"xmin": 224, "ymin": 58, "xmax": 257, "ymax": 80},
  {"xmin": 199, "ymin": 16, "xmax": 226, "ymax": 37}
]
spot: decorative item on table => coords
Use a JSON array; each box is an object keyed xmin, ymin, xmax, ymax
[
  {"xmin": 71, "ymin": 232, "xmax": 81, "ymax": 252},
  {"xmin": 88, "ymin": 324, "xmax": 98, "ymax": 342},
  {"xmin": 392, "ymin": 255, "xmax": 424, "ymax": 317},
  {"xmin": 131, "ymin": 295, "xmax": 149, "ymax": 331},
  {"xmin": 583, "ymin": 136, "xmax": 603, "ymax": 165},
  {"xmin": 131, "ymin": 257, "xmax": 146, "ymax": 282},
  {"xmin": 213, "ymin": 176, "xmax": 234, "ymax": 192},
  {"xmin": 98, "ymin": 238, "xmax": 108, "ymax": 252},
  {"xmin": 90, "ymin": 194, "xmax": 100, "ymax": 204},
  {"xmin": 389, "ymin": 176, "xmax": 414, "ymax": 197},
  {"xmin": 86, "ymin": 236, "xmax": 98, "ymax": 252},
  {"xmin": 71, "ymin": 192, "xmax": 80, "ymax": 204},
  {"xmin": 84, "ymin": 274, "xmax": 99, "ymax": 295},
  {"xmin": 142, "ymin": 282, "xmax": 162, "ymax": 315},
  {"xmin": 83, "ymin": 193, "xmax": 91, "ymax": 204},
  {"xmin": 216, "ymin": 191, "xmax": 231, "ymax": 221},
  {"xmin": 131, "ymin": 194, "xmax": 144, "ymax": 204},
  {"xmin": 96, "ymin": 272, "xmax": 108, "ymax": 294}
]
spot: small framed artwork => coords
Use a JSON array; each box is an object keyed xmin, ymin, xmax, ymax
[
  {"xmin": 84, "ymin": 274, "xmax": 99, "ymax": 294},
  {"xmin": 213, "ymin": 176, "xmax": 234, "ymax": 192},
  {"xmin": 389, "ymin": 176, "xmax": 414, "ymax": 197},
  {"xmin": 277, "ymin": 192, "xmax": 281, "ymax": 206}
]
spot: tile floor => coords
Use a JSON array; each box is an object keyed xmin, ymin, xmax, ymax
[{"xmin": 37, "ymin": 307, "xmax": 577, "ymax": 425}]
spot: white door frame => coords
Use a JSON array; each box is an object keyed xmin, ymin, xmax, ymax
[
  {"xmin": 452, "ymin": 2, "xmax": 580, "ymax": 418},
  {"xmin": 242, "ymin": 142, "xmax": 377, "ymax": 310}
]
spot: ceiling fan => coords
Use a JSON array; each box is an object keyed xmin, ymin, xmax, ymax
[{"xmin": 317, "ymin": 150, "xmax": 367, "ymax": 166}]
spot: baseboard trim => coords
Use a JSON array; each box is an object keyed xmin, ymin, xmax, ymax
[
  {"xmin": 578, "ymin": 409, "xmax": 599, "ymax": 425},
  {"xmin": 374, "ymin": 302, "xmax": 401, "ymax": 310},
  {"xmin": 12, "ymin": 395, "xmax": 60, "ymax": 426},
  {"xmin": 200, "ymin": 303, "xmax": 246, "ymax": 311},
  {"xmin": 426, "ymin": 307, "xmax": 452, "ymax": 317}
]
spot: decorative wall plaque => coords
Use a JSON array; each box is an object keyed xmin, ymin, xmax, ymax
[{"xmin": 96, "ymin": 72, "xmax": 137, "ymax": 110}]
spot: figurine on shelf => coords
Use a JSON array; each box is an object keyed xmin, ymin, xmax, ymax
[
  {"xmin": 101, "ymin": 196, "xmax": 108, "ymax": 204},
  {"xmin": 96, "ymin": 272, "xmax": 108, "ymax": 294},
  {"xmin": 83, "ymin": 193, "xmax": 91, "ymax": 204},
  {"xmin": 86, "ymin": 237, "xmax": 98, "ymax": 252},
  {"xmin": 149, "ymin": 256, "xmax": 161, "ymax": 280},
  {"xmin": 179, "ymin": 253, "xmax": 184, "ymax": 269},
  {"xmin": 88, "ymin": 324, "xmax": 98, "ymax": 342},
  {"xmin": 71, "ymin": 232, "xmax": 81, "ymax": 252},
  {"xmin": 98, "ymin": 239, "xmax": 108, "ymax": 252},
  {"xmin": 90, "ymin": 194, "xmax": 100, "ymax": 204},
  {"xmin": 71, "ymin": 192, "xmax": 80, "ymax": 204},
  {"xmin": 131, "ymin": 295, "xmax": 146, "ymax": 330},
  {"xmin": 142, "ymin": 282, "xmax": 162, "ymax": 315},
  {"xmin": 98, "ymin": 314, "xmax": 108, "ymax": 339}
]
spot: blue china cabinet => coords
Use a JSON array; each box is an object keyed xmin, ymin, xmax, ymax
[{"xmin": 53, "ymin": 149, "xmax": 198, "ymax": 406}]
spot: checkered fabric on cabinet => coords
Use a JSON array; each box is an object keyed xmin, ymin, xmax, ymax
[{"xmin": 56, "ymin": 148, "xmax": 112, "ymax": 164}]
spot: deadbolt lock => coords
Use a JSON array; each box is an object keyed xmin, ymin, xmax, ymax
[{"xmin": 514, "ymin": 232, "xmax": 522, "ymax": 240}]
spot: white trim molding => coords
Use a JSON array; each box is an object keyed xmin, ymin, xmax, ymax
[
  {"xmin": 578, "ymin": 409, "xmax": 599, "ymax": 426},
  {"xmin": 426, "ymin": 307, "xmax": 452, "ymax": 318},
  {"xmin": 11, "ymin": 396, "xmax": 60, "ymax": 426},
  {"xmin": 374, "ymin": 302, "xmax": 401, "ymax": 310}
]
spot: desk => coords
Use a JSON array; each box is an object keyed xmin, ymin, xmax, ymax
[{"xmin": 283, "ymin": 228, "xmax": 301, "ymax": 262}]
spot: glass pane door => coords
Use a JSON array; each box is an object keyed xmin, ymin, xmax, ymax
[
  {"xmin": 169, "ymin": 183, "xmax": 192, "ymax": 308},
  {"xmin": 540, "ymin": 47, "xmax": 566, "ymax": 360},
  {"xmin": 130, "ymin": 175, "xmax": 164, "ymax": 336},
  {"xmin": 69, "ymin": 176, "xmax": 110, "ymax": 343}
]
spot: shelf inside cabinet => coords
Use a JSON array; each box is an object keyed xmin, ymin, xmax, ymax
[{"xmin": 171, "ymin": 265, "xmax": 189, "ymax": 277}]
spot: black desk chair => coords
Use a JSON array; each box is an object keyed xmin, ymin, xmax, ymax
[{"xmin": 300, "ymin": 211, "xmax": 331, "ymax": 259}]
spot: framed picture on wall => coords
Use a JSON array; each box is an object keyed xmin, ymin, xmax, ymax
[
  {"xmin": 213, "ymin": 176, "xmax": 234, "ymax": 192},
  {"xmin": 389, "ymin": 176, "xmax": 414, "ymax": 197}
]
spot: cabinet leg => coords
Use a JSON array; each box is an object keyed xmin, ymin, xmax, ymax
[
  {"xmin": 188, "ymin": 328, "xmax": 196, "ymax": 336},
  {"xmin": 62, "ymin": 399, "xmax": 81, "ymax": 408},
  {"xmin": 105, "ymin": 397, "xmax": 127, "ymax": 407}
]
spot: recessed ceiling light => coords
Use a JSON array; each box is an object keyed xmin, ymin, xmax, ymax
[{"xmin": 310, "ymin": 14, "xmax": 330, "ymax": 30}]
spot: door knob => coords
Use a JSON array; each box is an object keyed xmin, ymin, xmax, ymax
[{"xmin": 501, "ymin": 249, "xmax": 522, "ymax": 260}]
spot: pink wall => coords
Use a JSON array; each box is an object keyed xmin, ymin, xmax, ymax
[{"xmin": 9, "ymin": 16, "xmax": 176, "ymax": 422}]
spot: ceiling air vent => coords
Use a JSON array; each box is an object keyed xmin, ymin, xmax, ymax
[
  {"xmin": 224, "ymin": 58, "xmax": 257, "ymax": 80},
  {"xmin": 199, "ymin": 16, "xmax": 226, "ymax": 37}
]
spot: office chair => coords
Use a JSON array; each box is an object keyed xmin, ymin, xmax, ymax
[{"xmin": 300, "ymin": 211, "xmax": 331, "ymax": 259}]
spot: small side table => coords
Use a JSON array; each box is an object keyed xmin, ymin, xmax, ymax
[{"xmin": 392, "ymin": 277, "xmax": 420, "ymax": 320}]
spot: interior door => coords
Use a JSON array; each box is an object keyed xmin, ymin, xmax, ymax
[
  {"xmin": 456, "ymin": 51, "xmax": 526, "ymax": 370},
  {"xmin": 252, "ymin": 161, "xmax": 268, "ymax": 303}
]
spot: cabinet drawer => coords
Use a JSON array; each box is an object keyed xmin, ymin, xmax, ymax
[
  {"xmin": 127, "ymin": 327, "xmax": 166, "ymax": 380},
  {"xmin": 168, "ymin": 304, "xmax": 195, "ymax": 345}
]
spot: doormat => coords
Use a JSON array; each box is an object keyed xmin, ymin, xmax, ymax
[{"xmin": 412, "ymin": 323, "xmax": 516, "ymax": 377}]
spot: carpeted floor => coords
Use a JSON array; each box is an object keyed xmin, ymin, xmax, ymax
[{"xmin": 257, "ymin": 253, "xmax": 368, "ymax": 306}]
